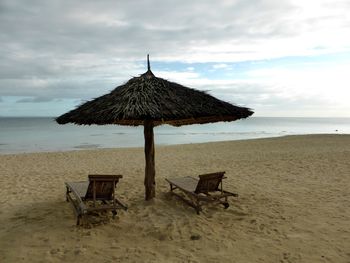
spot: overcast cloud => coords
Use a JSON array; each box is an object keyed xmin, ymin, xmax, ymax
[{"xmin": 0, "ymin": 0, "xmax": 349, "ymax": 116}]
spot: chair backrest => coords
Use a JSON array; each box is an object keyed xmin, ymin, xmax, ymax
[
  {"xmin": 85, "ymin": 174, "xmax": 123, "ymax": 200},
  {"xmin": 195, "ymin": 172, "xmax": 225, "ymax": 194}
]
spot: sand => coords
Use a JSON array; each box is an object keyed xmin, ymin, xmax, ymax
[{"xmin": 0, "ymin": 134, "xmax": 349, "ymax": 263}]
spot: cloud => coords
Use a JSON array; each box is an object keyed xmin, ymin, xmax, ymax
[
  {"xmin": 246, "ymin": 62, "xmax": 350, "ymax": 106},
  {"xmin": 1, "ymin": 1, "xmax": 348, "ymax": 64},
  {"xmin": 0, "ymin": 0, "xmax": 349, "ymax": 116},
  {"xmin": 212, "ymin": 64, "xmax": 229, "ymax": 69},
  {"xmin": 205, "ymin": 81, "xmax": 345, "ymax": 117},
  {"xmin": 16, "ymin": 97, "xmax": 56, "ymax": 103}
]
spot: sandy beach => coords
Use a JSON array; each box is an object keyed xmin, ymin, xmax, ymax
[{"xmin": 0, "ymin": 134, "xmax": 349, "ymax": 262}]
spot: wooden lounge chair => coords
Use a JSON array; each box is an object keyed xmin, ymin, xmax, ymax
[
  {"xmin": 166, "ymin": 172, "xmax": 238, "ymax": 214},
  {"xmin": 65, "ymin": 174, "xmax": 127, "ymax": 225}
]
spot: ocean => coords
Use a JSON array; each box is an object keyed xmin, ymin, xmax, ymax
[{"xmin": 0, "ymin": 117, "xmax": 349, "ymax": 154}]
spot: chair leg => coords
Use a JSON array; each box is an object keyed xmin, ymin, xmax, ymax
[
  {"xmin": 223, "ymin": 196, "xmax": 229, "ymax": 209},
  {"xmin": 65, "ymin": 187, "xmax": 70, "ymax": 202},
  {"xmin": 195, "ymin": 199, "xmax": 202, "ymax": 215},
  {"xmin": 76, "ymin": 215, "xmax": 81, "ymax": 225},
  {"xmin": 112, "ymin": 210, "xmax": 117, "ymax": 219}
]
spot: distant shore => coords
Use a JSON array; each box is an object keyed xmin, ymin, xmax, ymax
[{"xmin": 0, "ymin": 134, "xmax": 349, "ymax": 262}]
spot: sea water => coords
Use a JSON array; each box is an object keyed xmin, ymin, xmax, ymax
[{"xmin": 0, "ymin": 117, "xmax": 349, "ymax": 154}]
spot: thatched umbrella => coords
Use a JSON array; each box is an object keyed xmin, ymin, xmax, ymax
[{"xmin": 56, "ymin": 55, "xmax": 253, "ymax": 200}]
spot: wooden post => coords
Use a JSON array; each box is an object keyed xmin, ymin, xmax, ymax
[{"xmin": 144, "ymin": 120, "xmax": 155, "ymax": 200}]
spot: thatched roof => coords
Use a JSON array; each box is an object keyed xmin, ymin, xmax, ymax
[{"xmin": 56, "ymin": 67, "xmax": 253, "ymax": 127}]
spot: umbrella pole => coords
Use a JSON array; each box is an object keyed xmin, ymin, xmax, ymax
[{"xmin": 144, "ymin": 120, "xmax": 156, "ymax": 200}]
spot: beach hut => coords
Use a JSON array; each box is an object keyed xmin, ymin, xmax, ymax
[{"xmin": 56, "ymin": 55, "xmax": 254, "ymax": 200}]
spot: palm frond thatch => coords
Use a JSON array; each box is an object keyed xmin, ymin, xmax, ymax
[{"xmin": 56, "ymin": 70, "xmax": 253, "ymax": 126}]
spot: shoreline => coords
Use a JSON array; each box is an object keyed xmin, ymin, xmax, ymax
[
  {"xmin": 1, "ymin": 134, "xmax": 349, "ymax": 262},
  {"xmin": 2, "ymin": 116, "xmax": 350, "ymax": 155},
  {"xmin": 0, "ymin": 133, "xmax": 349, "ymax": 156}
]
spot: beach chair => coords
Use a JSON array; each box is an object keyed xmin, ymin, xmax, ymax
[
  {"xmin": 166, "ymin": 172, "xmax": 238, "ymax": 214},
  {"xmin": 65, "ymin": 174, "xmax": 127, "ymax": 225}
]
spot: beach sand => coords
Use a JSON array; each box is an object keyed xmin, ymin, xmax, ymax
[{"xmin": 0, "ymin": 134, "xmax": 349, "ymax": 262}]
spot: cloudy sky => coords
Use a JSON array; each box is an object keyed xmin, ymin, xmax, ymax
[{"xmin": 0, "ymin": 0, "xmax": 349, "ymax": 117}]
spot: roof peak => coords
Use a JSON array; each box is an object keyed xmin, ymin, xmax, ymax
[
  {"xmin": 142, "ymin": 54, "xmax": 155, "ymax": 79},
  {"xmin": 147, "ymin": 54, "xmax": 150, "ymax": 71}
]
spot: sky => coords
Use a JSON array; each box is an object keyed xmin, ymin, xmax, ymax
[{"xmin": 0, "ymin": 0, "xmax": 349, "ymax": 117}]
